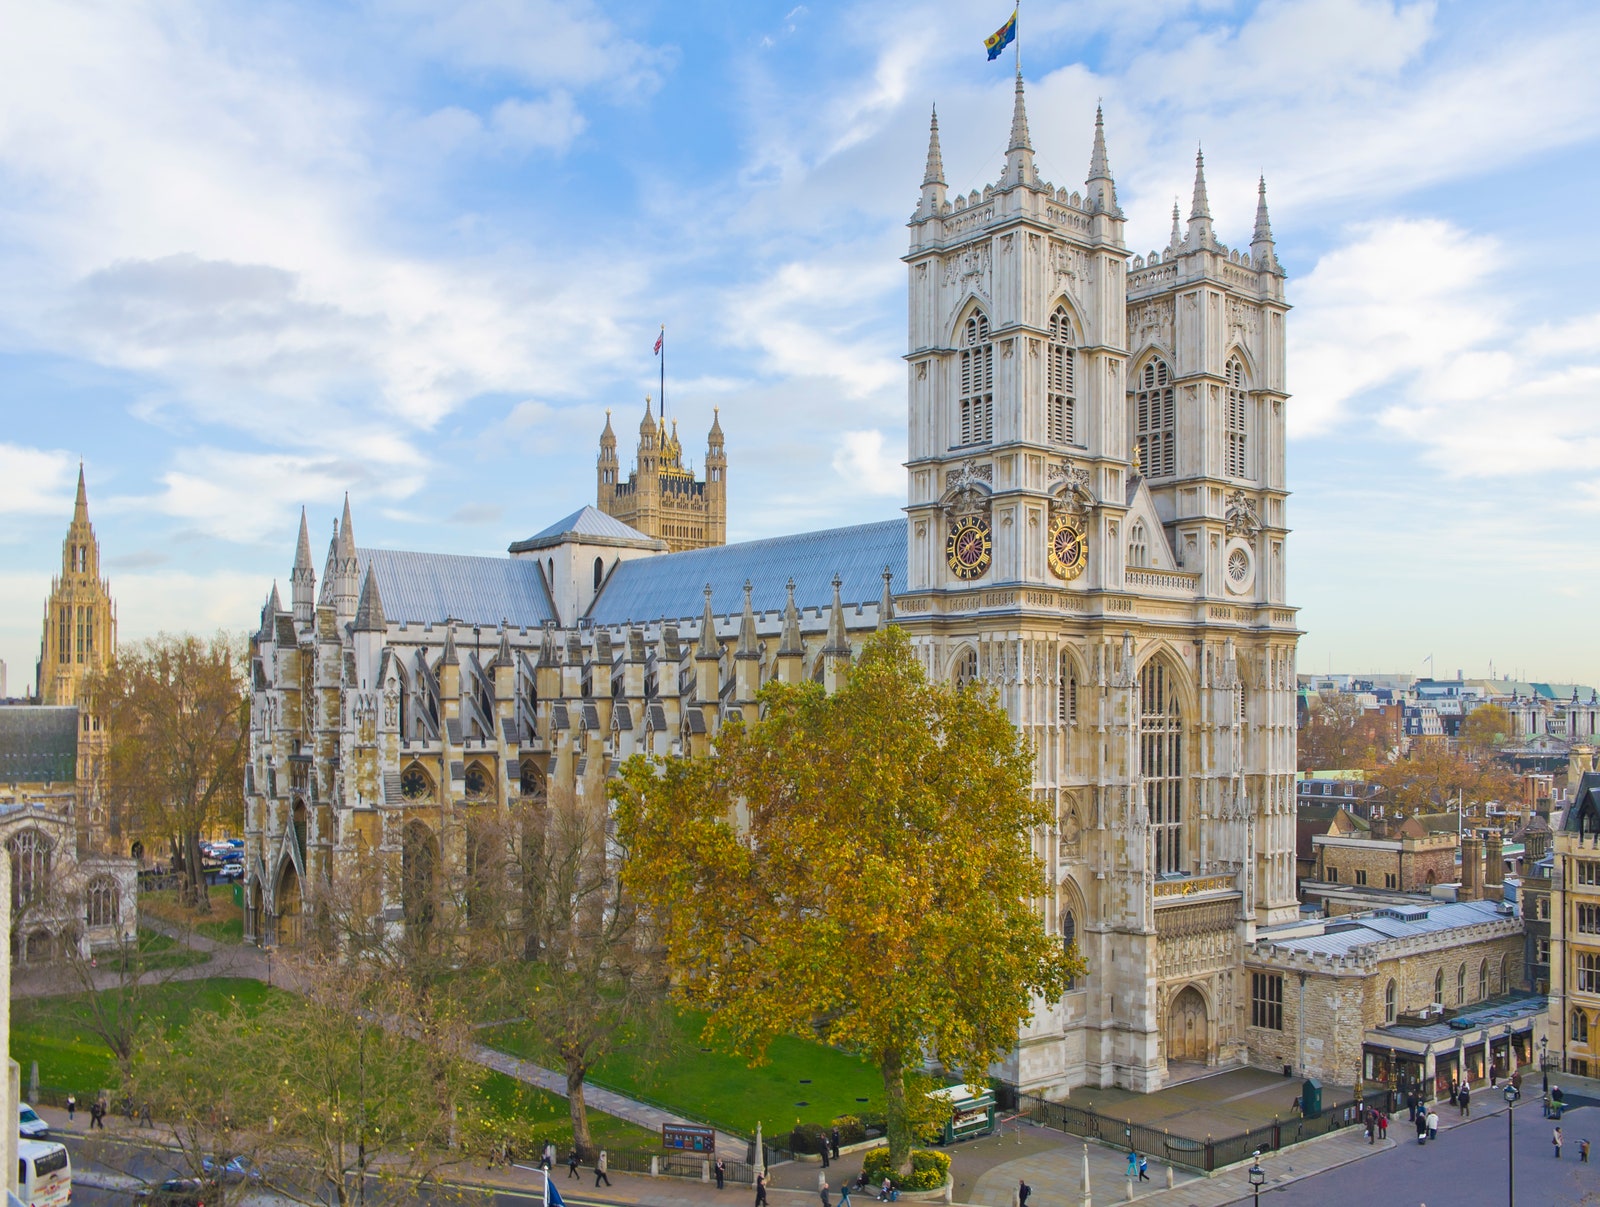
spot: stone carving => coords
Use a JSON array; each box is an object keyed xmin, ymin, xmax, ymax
[
  {"xmin": 1224, "ymin": 490, "xmax": 1263, "ymax": 538},
  {"xmin": 943, "ymin": 459, "xmax": 992, "ymax": 520},
  {"xmin": 1129, "ymin": 298, "xmax": 1174, "ymax": 349}
]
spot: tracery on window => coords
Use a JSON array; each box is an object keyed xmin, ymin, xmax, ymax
[
  {"xmin": 1134, "ymin": 359, "xmax": 1175, "ymax": 477},
  {"xmin": 958, "ymin": 313, "xmax": 995, "ymax": 446}
]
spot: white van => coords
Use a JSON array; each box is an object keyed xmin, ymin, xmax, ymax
[{"xmin": 17, "ymin": 1139, "xmax": 70, "ymax": 1207}]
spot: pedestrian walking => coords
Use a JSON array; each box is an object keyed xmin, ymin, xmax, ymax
[
  {"xmin": 567, "ymin": 1150, "xmax": 580, "ymax": 1179},
  {"xmin": 1138, "ymin": 1154, "xmax": 1149, "ymax": 1182},
  {"xmin": 1426, "ymin": 1108, "xmax": 1439, "ymax": 1140},
  {"xmin": 820, "ymin": 1177, "xmax": 831, "ymax": 1207},
  {"xmin": 595, "ymin": 1150, "xmax": 611, "ymax": 1187},
  {"xmin": 1554, "ymin": 1127, "xmax": 1564, "ymax": 1159},
  {"xmin": 755, "ymin": 1173, "xmax": 769, "ymax": 1207},
  {"xmin": 65, "ymin": 1095, "xmax": 76, "ymax": 1123},
  {"xmin": 831, "ymin": 1127, "xmax": 841, "ymax": 1159},
  {"xmin": 716, "ymin": 1158, "xmax": 726, "ymax": 1190},
  {"xmin": 1018, "ymin": 1179, "xmax": 1032, "ymax": 1207}
]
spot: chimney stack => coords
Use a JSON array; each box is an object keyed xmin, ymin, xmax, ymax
[{"xmin": 1459, "ymin": 831, "xmax": 1484, "ymax": 902}]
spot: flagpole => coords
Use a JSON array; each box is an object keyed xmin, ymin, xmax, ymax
[{"xmin": 659, "ymin": 324, "xmax": 666, "ymax": 420}]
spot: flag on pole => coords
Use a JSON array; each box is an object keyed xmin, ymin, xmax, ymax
[
  {"xmin": 985, "ymin": 8, "xmax": 1017, "ymax": 60},
  {"xmin": 654, "ymin": 331, "xmax": 664, "ymax": 355}
]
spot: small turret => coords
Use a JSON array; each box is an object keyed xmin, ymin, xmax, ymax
[
  {"xmin": 920, "ymin": 105, "xmax": 947, "ymax": 216},
  {"xmin": 1085, "ymin": 105, "xmax": 1119, "ymax": 216},
  {"xmin": 1251, "ymin": 176, "xmax": 1279, "ymax": 273},
  {"xmin": 1186, "ymin": 148, "xmax": 1213, "ymax": 248},
  {"xmin": 1003, "ymin": 72, "xmax": 1035, "ymax": 188},
  {"xmin": 291, "ymin": 507, "xmax": 316, "ymax": 626}
]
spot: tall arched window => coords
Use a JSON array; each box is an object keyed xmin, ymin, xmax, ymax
[
  {"xmin": 1225, "ymin": 357, "xmax": 1248, "ymax": 478},
  {"xmin": 1575, "ymin": 1009, "xmax": 1590, "ymax": 1045},
  {"xmin": 1479, "ymin": 958, "xmax": 1489, "ymax": 1001},
  {"xmin": 1139, "ymin": 661, "xmax": 1184, "ymax": 874},
  {"xmin": 1457, "ymin": 962, "xmax": 1467, "ymax": 1005},
  {"xmin": 953, "ymin": 647, "xmax": 979, "ymax": 688},
  {"xmin": 1128, "ymin": 521, "xmax": 1149, "ymax": 568},
  {"xmin": 1385, "ymin": 978, "xmax": 1397, "ymax": 1024},
  {"xmin": 1046, "ymin": 307, "xmax": 1075, "ymax": 445},
  {"xmin": 1433, "ymin": 968, "xmax": 1444, "ymax": 1006},
  {"xmin": 1057, "ymin": 654, "xmax": 1077, "ymax": 725},
  {"xmin": 86, "ymin": 877, "xmax": 119, "ymax": 928},
  {"xmin": 1135, "ymin": 359, "xmax": 1175, "ymax": 477},
  {"xmin": 8, "ymin": 830, "xmax": 52, "ymax": 911},
  {"xmin": 958, "ymin": 313, "xmax": 994, "ymax": 446}
]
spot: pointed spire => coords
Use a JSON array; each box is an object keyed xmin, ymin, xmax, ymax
[
  {"xmin": 1186, "ymin": 147, "xmax": 1213, "ymax": 247},
  {"xmin": 877, "ymin": 567, "xmax": 896, "ymax": 631},
  {"xmin": 1085, "ymin": 104, "xmax": 1119, "ymax": 216},
  {"xmin": 354, "ymin": 566, "xmax": 386, "ymax": 632},
  {"xmin": 696, "ymin": 584, "xmax": 721, "ymax": 659},
  {"xmin": 440, "ymin": 624, "xmax": 459, "ymax": 666},
  {"xmin": 779, "ymin": 577, "xmax": 804, "ymax": 657},
  {"xmin": 923, "ymin": 105, "xmax": 946, "ymax": 187},
  {"xmin": 1251, "ymin": 175, "xmax": 1279, "ymax": 272},
  {"xmin": 73, "ymin": 462, "xmax": 89, "ymax": 525},
  {"xmin": 823, "ymin": 574, "xmax": 849, "ymax": 655},
  {"xmin": 736, "ymin": 580, "xmax": 760, "ymax": 660},
  {"xmin": 1003, "ymin": 72, "xmax": 1035, "ymax": 188}
]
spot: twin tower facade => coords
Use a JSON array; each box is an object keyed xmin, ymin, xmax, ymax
[{"xmin": 244, "ymin": 73, "xmax": 1299, "ymax": 1097}]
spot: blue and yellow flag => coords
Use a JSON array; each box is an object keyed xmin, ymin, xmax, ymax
[{"xmin": 985, "ymin": 8, "xmax": 1017, "ymax": 61}]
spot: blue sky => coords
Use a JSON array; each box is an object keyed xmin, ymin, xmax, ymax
[{"xmin": 3, "ymin": 0, "xmax": 1600, "ymax": 691}]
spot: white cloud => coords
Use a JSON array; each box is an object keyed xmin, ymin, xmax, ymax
[
  {"xmin": 831, "ymin": 430, "xmax": 904, "ymax": 497},
  {"xmin": 0, "ymin": 445, "xmax": 76, "ymax": 518}
]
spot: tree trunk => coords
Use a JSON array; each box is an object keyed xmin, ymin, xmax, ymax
[
  {"xmin": 881, "ymin": 1048, "xmax": 911, "ymax": 1170},
  {"xmin": 183, "ymin": 829, "xmax": 211, "ymax": 912},
  {"xmin": 565, "ymin": 1056, "xmax": 595, "ymax": 1160}
]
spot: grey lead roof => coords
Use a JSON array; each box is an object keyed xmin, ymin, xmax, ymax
[
  {"xmin": 357, "ymin": 548, "xmax": 556, "ymax": 628},
  {"xmin": 0, "ymin": 706, "xmax": 79, "ymax": 784},
  {"xmin": 586, "ymin": 518, "xmax": 908, "ymax": 626}
]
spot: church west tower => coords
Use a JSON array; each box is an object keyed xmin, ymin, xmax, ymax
[{"xmin": 896, "ymin": 79, "xmax": 1300, "ymax": 1094}]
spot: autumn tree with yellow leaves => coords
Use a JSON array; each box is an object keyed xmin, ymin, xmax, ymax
[{"xmin": 612, "ymin": 627, "xmax": 1080, "ymax": 1169}]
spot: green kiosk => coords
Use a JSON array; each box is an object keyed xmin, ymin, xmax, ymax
[{"xmin": 933, "ymin": 1084, "xmax": 997, "ymax": 1144}]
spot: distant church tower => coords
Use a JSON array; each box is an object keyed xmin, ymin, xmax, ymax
[
  {"xmin": 597, "ymin": 402, "xmax": 727, "ymax": 552},
  {"xmin": 38, "ymin": 466, "xmax": 117, "ymax": 707},
  {"xmin": 897, "ymin": 79, "xmax": 1299, "ymax": 1095}
]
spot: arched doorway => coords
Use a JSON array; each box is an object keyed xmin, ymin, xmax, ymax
[
  {"xmin": 275, "ymin": 860, "xmax": 302, "ymax": 947},
  {"xmin": 1166, "ymin": 986, "xmax": 1209, "ymax": 1064}
]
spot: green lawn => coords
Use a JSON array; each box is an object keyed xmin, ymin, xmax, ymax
[
  {"xmin": 12, "ymin": 977, "xmax": 279, "ymax": 1096},
  {"xmin": 481, "ymin": 1008, "xmax": 883, "ymax": 1138},
  {"xmin": 139, "ymin": 888, "xmax": 245, "ymax": 945}
]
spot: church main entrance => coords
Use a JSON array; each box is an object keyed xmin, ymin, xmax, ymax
[{"xmin": 1166, "ymin": 987, "xmax": 1209, "ymax": 1064}]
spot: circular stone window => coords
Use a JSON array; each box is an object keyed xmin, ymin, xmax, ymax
[{"xmin": 1224, "ymin": 538, "xmax": 1256, "ymax": 596}]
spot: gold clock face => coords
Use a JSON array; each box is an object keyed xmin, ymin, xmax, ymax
[
  {"xmin": 1047, "ymin": 517, "xmax": 1089, "ymax": 580},
  {"xmin": 945, "ymin": 517, "xmax": 992, "ymax": 581}
]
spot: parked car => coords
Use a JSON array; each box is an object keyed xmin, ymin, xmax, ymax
[
  {"xmin": 134, "ymin": 1179, "xmax": 217, "ymax": 1207},
  {"xmin": 18, "ymin": 1103, "xmax": 48, "ymax": 1139},
  {"xmin": 200, "ymin": 1155, "xmax": 262, "ymax": 1185}
]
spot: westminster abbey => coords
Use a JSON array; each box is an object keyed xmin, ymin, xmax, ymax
[{"xmin": 245, "ymin": 75, "xmax": 1298, "ymax": 1096}]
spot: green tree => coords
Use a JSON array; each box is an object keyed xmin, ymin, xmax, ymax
[
  {"xmin": 612, "ymin": 627, "xmax": 1079, "ymax": 1169},
  {"xmin": 88, "ymin": 633, "xmax": 248, "ymax": 909}
]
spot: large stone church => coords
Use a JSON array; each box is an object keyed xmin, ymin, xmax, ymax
[{"xmin": 244, "ymin": 75, "xmax": 1298, "ymax": 1096}]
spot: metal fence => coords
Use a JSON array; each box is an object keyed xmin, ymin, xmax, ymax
[{"xmin": 1018, "ymin": 1093, "xmax": 1365, "ymax": 1174}]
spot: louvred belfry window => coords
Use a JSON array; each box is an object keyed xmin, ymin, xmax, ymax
[
  {"xmin": 1225, "ymin": 357, "xmax": 1248, "ymax": 478},
  {"xmin": 1047, "ymin": 307, "xmax": 1075, "ymax": 444},
  {"xmin": 1135, "ymin": 359, "xmax": 1175, "ymax": 476},
  {"xmin": 958, "ymin": 313, "xmax": 994, "ymax": 446}
]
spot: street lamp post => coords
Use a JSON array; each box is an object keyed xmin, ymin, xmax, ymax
[
  {"xmin": 1504, "ymin": 1082, "xmax": 1518, "ymax": 1207},
  {"xmin": 1248, "ymin": 1155, "xmax": 1265, "ymax": 1207}
]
